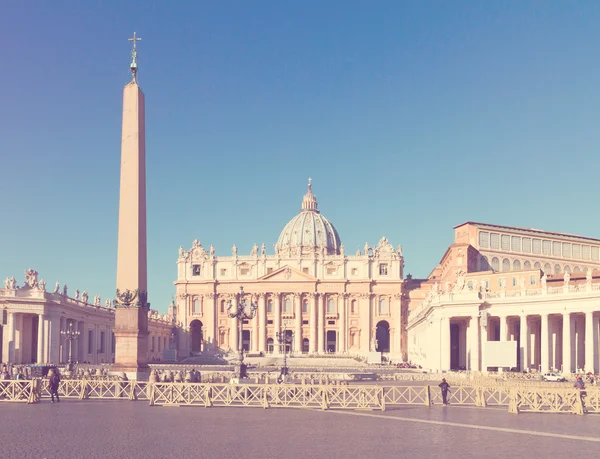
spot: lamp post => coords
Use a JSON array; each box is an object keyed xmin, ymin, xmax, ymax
[
  {"xmin": 60, "ymin": 321, "xmax": 80, "ymax": 372},
  {"xmin": 227, "ymin": 286, "xmax": 258, "ymax": 378},
  {"xmin": 276, "ymin": 320, "xmax": 294, "ymax": 381}
]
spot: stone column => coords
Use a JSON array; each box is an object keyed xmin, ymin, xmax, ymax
[
  {"xmin": 480, "ymin": 312, "xmax": 488, "ymax": 372},
  {"xmin": 230, "ymin": 295, "xmax": 238, "ymax": 352},
  {"xmin": 541, "ymin": 314, "xmax": 549, "ymax": 373},
  {"xmin": 294, "ymin": 294, "xmax": 302, "ymax": 354},
  {"xmin": 338, "ymin": 294, "xmax": 346, "ymax": 354},
  {"xmin": 467, "ymin": 315, "xmax": 479, "ymax": 371},
  {"xmin": 258, "ymin": 294, "xmax": 266, "ymax": 353},
  {"xmin": 37, "ymin": 314, "xmax": 44, "ymax": 364},
  {"xmin": 49, "ymin": 316, "xmax": 61, "ymax": 365},
  {"xmin": 204, "ymin": 293, "xmax": 215, "ymax": 351},
  {"xmin": 440, "ymin": 317, "xmax": 451, "ymax": 371},
  {"xmin": 360, "ymin": 294, "xmax": 371, "ymax": 354},
  {"xmin": 2, "ymin": 312, "xmax": 14, "ymax": 363},
  {"xmin": 562, "ymin": 312, "xmax": 571, "ymax": 374},
  {"xmin": 394, "ymin": 293, "xmax": 402, "ymax": 356},
  {"xmin": 273, "ymin": 293, "xmax": 281, "ymax": 354},
  {"xmin": 499, "ymin": 315, "xmax": 508, "ymax": 341},
  {"xmin": 318, "ymin": 294, "xmax": 325, "ymax": 353},
  {"xmin": 585, "ymin": 311, "xmax": 595, "ymax": 374},
  {"xmin": 520, "ymin": 315, "xmax": 529, "ymax": 372},
  {"xmin": 252, "ymin": 295, "xmax": 260, "ymax": 353},
  {"xmin": 309, "ymin": 293, "xmax": 317, "ymax": 353}
]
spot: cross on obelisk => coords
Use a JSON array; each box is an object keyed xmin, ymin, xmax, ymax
[
  {"xmin": 112, "ymin": 33, "xmax": 149, "ymax": 380},
  {"xmin": 128, "ymin": 32, "xmax": 141, "ymax": 80}
]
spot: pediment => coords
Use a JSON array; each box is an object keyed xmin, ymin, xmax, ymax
[{"xmin": 258, "ymin": 265, "xmax": 317, "ymax": 282}]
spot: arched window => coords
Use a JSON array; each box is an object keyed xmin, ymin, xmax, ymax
[
  {"xmin": 554, "ymin": 264, "xmax": 561, "ymax": 274},
  {"xmin": 564, "ymin": 265, "xmax": 571, "ymax": 273},
  {"xmin": 574, "ymin": 266, "xmax": 581, "ymax": 272},
  {"xmin": 284, "ymin": 297, "xmax": 292, "ymax": 313},
  {"xmin": 491, "ymin": 257, "xmax": 500, "ymax": 271},
  {"xmin": 379, "ymin": 299, "xmax": 388, "ymax": 315},
  {"xmin": 267, "ymin": 300, "xmax": 273, "ymax": 313},
  {"xmin": 350, "ymin": 300, "xmax": 357, "ymax": 314},
  {"xmin": 502, "ymin": 258, "xmax": 510, "ymax": 272},
  {"xmin": 534, "ymin": 262, "xmax": 541, "ymax": 270},
  {"xmin": 193, "ymin": 299, "xmax": 199, "ymax": 314},
  {"xmin": 524, "ymin": 261, "xmax": 531, "ymax": 270},
  {"xmin": 302, "ymin": 299, "xmax": 309, "ymax": 313},
  {"xmin": 544, "ymin": 263, "xmax": 551, "ymax": 274},
  {"xmin": 327, "ymin": 298, "xmax": 336, "ymax": 314},
  {"xmin": 513, "ymin": 260, "xmax": 521, "ymax": 271}
]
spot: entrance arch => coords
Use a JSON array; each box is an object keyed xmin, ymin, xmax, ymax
[
  {"xmin": 190, "ymin": 320, "xmax": 203, "ymax": 353},
  {"xmin": 326, "ymin": 330, "xmax": 337, "ymax": 353},
  {"xmin": 375, "ymin": 321, "xmax": 390, "ymax": 353},
  {"xmin": 302, "ymin": 338, "xmax": 309, "ymax": 354}
]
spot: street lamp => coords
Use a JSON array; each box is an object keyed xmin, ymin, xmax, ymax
[
  {"xmin": 276, "ymin": 320, "xmax": 294, "ymax": 382},
  {"xmin": 227, "ymin": 286, "xmax": 258, "ymax": 378},
  {"xmin": 60, "ymin": 321, "xmax": 80, "ymax": 372}
]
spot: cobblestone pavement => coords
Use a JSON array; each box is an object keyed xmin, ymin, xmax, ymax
[{"xmin": 3, "ymin": 401, "xmax": 598, "ymax": 459}]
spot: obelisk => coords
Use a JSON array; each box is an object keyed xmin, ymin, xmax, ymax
[{"xmin": 112, "ymin": 32, "xmax": 149, "ymax": 379}]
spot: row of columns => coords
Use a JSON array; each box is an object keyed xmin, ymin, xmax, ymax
[
  {"xmin": 198, "ymin": 292, "xmax": 402, "ymax": 355},
  {"xmin": 437, "ymin": 310, "xmax": 598, "ymax": 373}
]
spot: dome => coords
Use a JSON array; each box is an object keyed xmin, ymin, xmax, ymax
[{"xmin": 276, "ymin": 179, "xmax": 342, "ymax": 255}]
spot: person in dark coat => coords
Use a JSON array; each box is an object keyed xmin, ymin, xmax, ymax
[
  {"xmin": 48, "ymin": 369, "xmax": 60, "ymax": 403},
  {"xmin": 438, "ymin": 378, "xmax": 451, "ymax": 405}
]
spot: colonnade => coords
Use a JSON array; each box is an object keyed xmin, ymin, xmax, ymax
[
  {"xmin": 193, "ymin": 291, "xmax": 403, "ymax": 356},
  {"xmin": 434, "ymin": 309, "xmax": 599, "ymax": 374}
]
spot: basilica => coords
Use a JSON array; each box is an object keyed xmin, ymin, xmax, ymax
[{"xmin": 173, "ymin": 180, "xmax": 406, "ymax": 360}]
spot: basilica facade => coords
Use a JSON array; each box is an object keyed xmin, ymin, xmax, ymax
[{"xmin": 174, "ymin": 181, "xmax": 406, "ymax": 360}]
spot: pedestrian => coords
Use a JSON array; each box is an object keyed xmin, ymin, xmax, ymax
[
  {"xmin": 439, "ymin": 378, "xmax": 451, "ymax": 405},
  {"xmin": 1, "ymin": 365, "xmax": 11, "ymax": 380},
  {"xmin": 48, "ymin": 369, "xmax": 60, "ymax": 403},
  {"xmin": 574, "ymin": 375, "xmax": 586, "ymax": 408},
  {"xmin": 15, "ymin": 368, "xmax": 25, "ymax": 380}
]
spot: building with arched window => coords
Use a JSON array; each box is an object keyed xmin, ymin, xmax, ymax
[{"xmin": 174, "ymin": 181, "xmax": 405, "ymax": 359}]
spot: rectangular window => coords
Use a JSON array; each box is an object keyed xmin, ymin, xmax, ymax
[
  {"xmin": 328, "ymin": 320, "xmax": 336, "ymax": 325},
  {"xmin": 522, "ymin": 238, "xmax": 532, "ymax": 253},
  {"xmin": 302, "ymin": 267, "xmax": 309, "ymax": 274},
  {"xmin": 478, "ymin": 232, "xmax": 489, "ymax": 248},
  {"xmin": 552, "ymin": 241, "xmax": 561, "ymax": 256},
  {"xmin": 484, "ymin": 280, "xmax": 490, "ymax": 289},
  {"xmin": 379, "ymin": 264, "xmax": 388, "ymax": 275},
  {"xmin": 267, "ymin": 267, "xmax": 273, "ymax": 274},
  {"xmin": 351, "ymin": 268, "xmax": 358, "ymax": 276},
  {"xmin": 582, "ymin": 245, "xmax": 591, "ymax": 260},
  {"xmin": 532, "ymin": 239, "xmax": 541, "ymax": 254},
  {"xmin": 302, "ymin": 320, "xmax": 309, "ymax": 325},
  {"xmin": 490, "ymin": 233, "xmax": 500, "ymax": 249},
  {"xmin": 100, "ymin": 331, "xmax": 105, "ymax": 353},
  {"xmin": 542, "ymin": 240, "xmax": 551, "ymax": 255},
  {"xmin": 88, "ymin": 330, "xmax": 93, "ymax": 354},
  {"xmin": 467, "ymin": 281, "xmax": 473, "ymax": 290},
  {"xmin": 512, "ymin": 277, "xmax": 518, "ymax": 287},
  {"xmin": 498, "ymin": 278, "xmax": 505, "ymax": 288},
  {"xmin": 562, "ymin": 243, "xmax": 571, "ymax": 258},
  {"xmin": 192, "ymin": 264, "xmax": 201, "ymax": 276},
  {"xmin": 501, "ymin": 235, "xmax": 510, "ymax": 251},
  {"xmin": 572, "ymin": 244, "xmax": 581, "ymax": 259},
  {"xmin": 511, "ymin": 236, "xmax": 521, "ymax": 252},
  {"xmin": 267, "ymin": 320, "xmax": 273, "ymax": 325},
  {"xmin": 151, "ymin": 336, "xmax": 155, "ymax": 352},
  {"xmin": 529, "ymin": 275, "xmax": 537, "ymax": 286},
  {"xmin": 327, "ymin": 267, "xmax": 336, "ymax": 275},
  {"xmin": 267, "ymin": 302, "xmax": 273, "ymax": 313},
  {"xmin": 240, "ymin": 267, "xmax": 250, "ymax": 276},
  {"xmin": 302, "ymin": 301, "xmax": 309, "ymax": 313},
  {"xmin": 592, "ymin": 247, "xmax": 599, "ymax": 261},
  {"xmin": 220, "ymin": 268, "xmax": 227, "ymax": 276}
]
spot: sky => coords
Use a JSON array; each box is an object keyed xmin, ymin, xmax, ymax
[{"xmin": 1, "ymin": 1, "xmax": 600, "ymax": 312}]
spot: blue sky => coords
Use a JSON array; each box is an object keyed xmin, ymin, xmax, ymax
[{"xmin": 1, "ymin": 1, "xmax": 599, "ymax": 312}]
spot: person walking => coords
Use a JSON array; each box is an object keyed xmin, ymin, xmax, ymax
[
  {"xmin": 574, "ymin": 375, "xmax": 586, "ymax": 410},
  {"xmin": 439, "ymin": 378, "xmax": 451, "ymax": 405},
  {"xmin": 48, "ymin": 369, "xmax": 60, "ymax": 403}
]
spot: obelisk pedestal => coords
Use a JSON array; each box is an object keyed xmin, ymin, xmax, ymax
[{"xmin": 111, "ymin": 34, "xmax": 150, "ymax": 381}]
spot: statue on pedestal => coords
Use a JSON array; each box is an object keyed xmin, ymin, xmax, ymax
[{"xmin": 53, "ymin": 282, "xmax": 60, "ymax": 294}]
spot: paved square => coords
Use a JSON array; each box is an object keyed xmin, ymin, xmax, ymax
[{"xmin": 3, "ymin": 401, "xmax": 599, "ymax": 458}]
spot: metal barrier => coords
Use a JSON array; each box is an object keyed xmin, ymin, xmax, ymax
[{"xmin": 4, "ymin": 378, "xmax": 596, "ymax": 415}]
